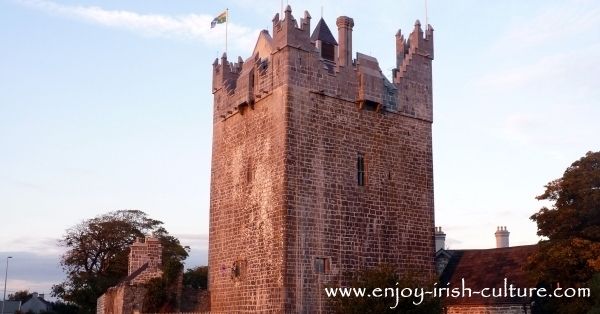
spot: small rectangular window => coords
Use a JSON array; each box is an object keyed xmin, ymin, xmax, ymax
[
  {"xmin": 315, "ymin": 257, "xmax": 330, "ymax": 274},
  {"xmin": 231, "ymin": 260, "xmax": 247, "ymax": 280},
  {"xmin": 357, "ymin": 155, "xmax": 365, "ymax": 186},
  {"xmin": 246, "ymin": 166, "xmax": 253, "ymax": 183}
]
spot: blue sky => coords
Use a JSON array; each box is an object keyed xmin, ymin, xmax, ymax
[{"xmin": 1, "ymin": 0, "xmax": 599, "ymax": 298}]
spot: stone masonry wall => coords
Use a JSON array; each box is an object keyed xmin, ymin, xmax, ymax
[
  {"xmin": 128, "ymin": 237, "xmax": 163, "ymax": 285},
  {"xmin": 209, "ymin": 5, "xmax": 434, "ymax": 313},
  {"xmin": 283, "ymin": 45, "xmax": 434, "ymax": 312},
  {"xmin": 96, "ymin": 284, "xmax": 146, "ymax": 314},
  {"xmin": 208, "ymin": 86, "xmax": 287, "ymax": 312}
]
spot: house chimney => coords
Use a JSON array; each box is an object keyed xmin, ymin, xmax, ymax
[
  {"xmin": 495, "ymin": 226, "xmax": 509, "ymax": 248},
  {"xmin": 435, "ymin": 226, "xmax": 446, "ymax": 251},
  {"xmin": 336, "ymin": 16, "xmax": 354, "ymax": 67}
]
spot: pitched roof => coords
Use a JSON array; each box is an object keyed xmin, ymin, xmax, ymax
[
  {"xmin": 310, "ymin": 18, "xmax": 337, "ymax": 45},
  {"xmin": 0, "ymin": 301, "xmax": 21, "ymax": 313},
  {"xmin": 251, "ymin": 30, "xmax": 273, "ymax": 60},
  {"xmin": 21, "ymin": 295, "xmax": 52, "ymax": 312},
  {"xmin": 439, "ymin": 245, "xmax": 538, "ymax": 305}
]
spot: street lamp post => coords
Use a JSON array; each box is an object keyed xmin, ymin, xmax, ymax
[{"xmin": 1, "ymin": 256, "xmax": 12, "ymax": 314}]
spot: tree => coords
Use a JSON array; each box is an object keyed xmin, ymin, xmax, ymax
[
  {"xmin": 51, "ymin": 209, "xmax": 189, "ymax": 313},
  {"xmin": 142, "ymin": 234, "xmax": 190, "ymax": 313},
  {"xmin": 527, "ymin": 151, "xmax": 600, "ymax": 313},
  {"xmin": 328, "ymin": 264, "xmax": 441, "ymax": 314},
  {"xmin": 183, "ymin": 266, "xmax": 208, "ymax": 289},
  {"xmin": 8, "ymin": 290, "xmax": 31, "ymax": 302},
  {"xmin": 42, "ymin": 301, "xmax": 80, "ymax": 314},
  {"xmin": 142, "ymin": 277, "xmax": 169, "ymax": 313}
]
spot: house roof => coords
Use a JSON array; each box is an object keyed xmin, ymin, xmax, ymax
[
  {"xmin": 0, "ymin": 301, "xmax": 22, "ymax": 314},
  {"xmin": 310, "ymin": 18, "xmax": 337, "ymax": 45},
  {"xmin": 21, "ymin": 295, "xmax": 52, "ymax": 312},
  {"xmin": 439, "ymin": 245, "xmax": 538, "ymax": 305}
]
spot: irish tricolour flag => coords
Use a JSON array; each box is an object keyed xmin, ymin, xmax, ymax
[{"xmin": 211, "ymin": 11, "xmax": 227, "ymax": 28}]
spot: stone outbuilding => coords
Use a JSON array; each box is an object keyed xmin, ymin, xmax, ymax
[{"xmin": 96, "ymin": 236, "xmax": 164, "ymax": 314}]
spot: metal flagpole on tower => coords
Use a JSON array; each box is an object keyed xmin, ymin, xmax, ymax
[
  {"xmin": 225, "ymin": 8, "xmax": 229, "ymax": 56},
  {"xmin": 425, "ymin": 0, "xmax": 429, "ymax": 26}
]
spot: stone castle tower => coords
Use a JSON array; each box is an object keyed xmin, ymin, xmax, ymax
[{"xmin": 209, "ymin": 6, "xmax": 434, "ymax": 312}]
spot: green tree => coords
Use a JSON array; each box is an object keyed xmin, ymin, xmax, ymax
[
  {"xmin": 43, "ymin": 301, "xmax": 80, "ymax": 314},
  {"xmin": 142, "ymin": 277, "xmax": 169, "ymax": 313},
  {"xmin": 142, "ymin": 241, "xmax": 188, "ymax": 313},
  {"xmin": 183, "ymin": 266, "xmax": 208, "ymax": 289},
  {"xmin": 328, "ymin": 264, "xmax": 441, "ymax": 314},
  {"xmin": 8, "ymin": 290, "xmax": 31, "ymax": 302},
  {"xmin": 51, "ymin": 209, "xmax": 189, "ymax": 313},
  {"xmin": 528, "ymin": 151, "xmax": 600, "ymax": 314}
]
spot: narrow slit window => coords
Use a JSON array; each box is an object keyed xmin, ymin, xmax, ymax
[
  {"xmin": 315, "ymin": 257, "xmax": 330, "ymax": 274},
  {"xmin": 357, "ymin": 155, "xmax": 365, "ymax": 186},
  {"xmin": 231, "ymin": 260, "xmax": 247, "ymax": 280}
]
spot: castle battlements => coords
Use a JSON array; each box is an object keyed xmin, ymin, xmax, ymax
[{"xmin": 212, "ymin": 5, "xmax": 434, "ymax": 122}]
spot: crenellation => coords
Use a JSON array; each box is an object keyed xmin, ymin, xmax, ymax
[
  {"xmin": 270, "ymin": 6, "xmax": 314, "ymax": 53},
  {"xmin": 212, "ymin": 53, "xmax": 240, "ymax": 95},
  {"xmin": 216, "ymin": 9, "xmax": 432, "ymax": 121},
  {"xmin": 272, "ymin": 12, "xmax": 281, "ymax": 35},
  {"xmin": 300, "ymin": 11, "xmax": 311, "ymax": 35},
  {"xmin": 395, "ymin": 29, "xmax": 408, "ymax": 69},
  {"xmin": 391, "ymin": 20, "xmax": 434, "ymax": 121}
]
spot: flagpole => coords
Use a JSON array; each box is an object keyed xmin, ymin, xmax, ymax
[
  {"xmin": 425, "ymin": 0, "xmax": 428, "ymax": 26},
  {"xmin": 225, "ymin": 8, "xmax": 229, "ymax": 56}
]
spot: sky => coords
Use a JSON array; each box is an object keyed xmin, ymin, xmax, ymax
[{"xmin": 1, "ymin": 0, "xmax": 599, "ymax": 299}]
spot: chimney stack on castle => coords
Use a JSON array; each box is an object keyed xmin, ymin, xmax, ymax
[
  {"xmin": 495, "ymin": 226, "xmax": 510, "ymax": 248},
  {"xmin": 336, "ymin": 16, "xmax": 354, "ymax": 67}
]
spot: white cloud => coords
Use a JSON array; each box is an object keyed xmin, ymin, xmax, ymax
[
  {"xmin": 6, "ymin": 279, "xmax": 58, "ymax": 297},
  {"xmin": 475, "ymin": 44, "xmax": 600, "ymax": 91},
  {"xmin": 174, "ymin": 233, "xmax": 208, "ymax": 248},
  {"xmin": 0, "ymin": 251, "xmax": 65, "ymax": 299},
  {"xmin": 491, "ymin": 1, "xmax": 600, "ymax": 52},
  {"xmin": 16, "ymin": 0, "xmax": 261, "ymax": 51},
  {"xmin": 497, "ymin": 107, "xmax": 597, "ymax": 148},
  {"xmin": 1, "ymin": 236, "xmax": 63, "ymax": 255},
  {"xmin": 476, "ymin": 54, "xmax": 564, "ymax": 90},
  {"xmin": 476, "ymin": 1, "xmax": 600, "ymax": 92}
]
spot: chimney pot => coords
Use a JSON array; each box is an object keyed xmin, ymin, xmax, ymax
[
  {"xmin": 495, "ymin": 226, "xmax": 510, "ymax": 248},
  {"xmin": 336, "ymin": 16, "xmax": 354, "ymax": 67},
  {"xmin": 435, "ymin": 226, "xmax": 446, "ymax": 252}
]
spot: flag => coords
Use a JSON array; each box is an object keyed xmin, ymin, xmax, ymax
[{"xmin": 211, "ymin": 11, "xmax": 227, "ymax": 28}]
